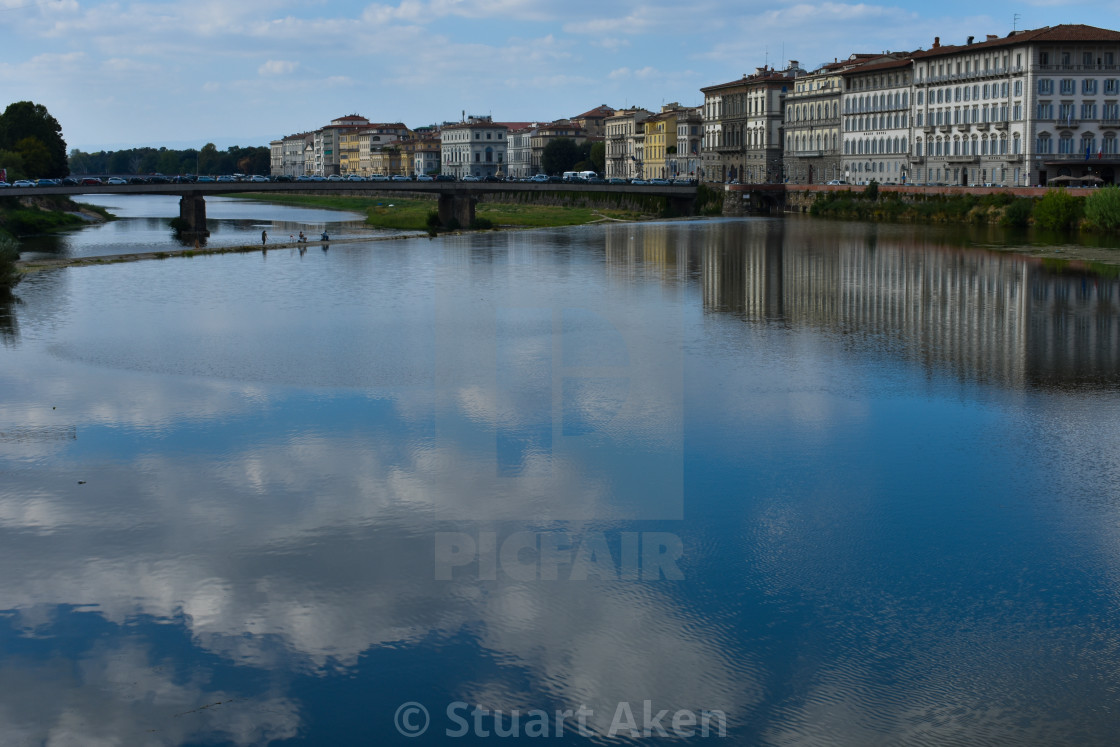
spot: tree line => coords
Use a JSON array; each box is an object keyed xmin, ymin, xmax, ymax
[{"xmin": 68, "ymin": 143, "xmax": 271, "ymax": 177}]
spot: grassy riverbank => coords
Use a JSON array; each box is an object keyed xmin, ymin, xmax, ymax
[
  {"xmin": 809, "ymin": 182, "xmax": 1120, "ymax": 234},
  {"xmin": 229, "ymin": 193, "xmax": 648, "ymax": 230}
]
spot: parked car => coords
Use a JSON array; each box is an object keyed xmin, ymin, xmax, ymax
[
  {"xmin": 461, "ymin": 175, "xmax": 481, "ymax": 182},
  {"xmin": 608, "ymin": 178, "xmax": 628, "ymax": 185},
  {"xmin": 195, "ymin": 175, "xmax": 215, "ymax": 183},
  {"xmin": 13, "ymin": 180, "xmax": 35, "ymax": 187},
  {"xmin": 530, "ymin": 174, "xmax": 550, "ymax": 183},
  {"xmin": 415, "ymin": 174, "xmax": 435, "ymax": 182},
  {"xmin": 106, "ymin": 177, "xmax": 128, "ymax": 185},
  {"xmin": 147, "ymin": 175, "xmax": 170, "ymax": 184},
  {"xmin": 80, "ymin": 177, "xmax": 103, "ymax": 186},
  {"xmin": 391, "ymin": 174, "xmax": 411, "ymax": 182},
  {"xmin": 345, "ymin": 174, "xmax": 365, "ymax": 182},
  {"xmin": 435, "ymin": 174, "xmax": 456, "ymax": 182},
  {"xmin": 216, "ymin": 175, "xmax": 236, "ymax": 183},
  {"xmin": 36, "ymin": 178, "xmax": 60, "ymax": 186},
  {"xmin": 0, "ymin": 181, "xmax": 10, "ymax": 188},
  {"xmin": 368, "ymin": 174, "xmax": 389, "ymax": 182},
  {"xmin": 310, "ymin": 175, "xmax": 326, "ymax": 182},
  {"xmin": 273, "ymin": 175, "xmax": 293, "ymax": 182},
  {"xmin": 61, "ymin": 177, "xmax": 79, "ymax": 186},
  {"xmin": 631, "ymin": 179, "xmax": 649, "ymax": 185},
  {"xmin": 248, "ymin": 174, "xmax": 269, "ymax": 183},
  {"xmin": 825, "ymin": 180, "xmax": 849, "ymax": 185},
  {"xmin": 326, "ymin": 174, "xmax": 344, "ymax": 182}
]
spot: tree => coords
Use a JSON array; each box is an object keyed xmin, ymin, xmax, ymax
[
  {"xmin": 0, "ymin": 101, "xmax": 68, "ymax": 177},
  {"xmin": 197, "ymin": 142, "xmax": 220, "ymax": 176},
  {"xmin": 590, "ymin": 142, "xmax": 605, "ymax": 175},
  {"xmin": 15, "ymin": 137, "xmax": 51, "ymax": 176},
  {"xmin": 0, "ymin": 149, "xmax": 26, "ymax": 180},
  {"xmin": 541, "ymin": 138, "xmax": 581, "ymax": 176}
]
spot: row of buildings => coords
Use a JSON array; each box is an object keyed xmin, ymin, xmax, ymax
[{"xmin": 270, "ymin": 24, "xmax": 1120, "ymax": 187}]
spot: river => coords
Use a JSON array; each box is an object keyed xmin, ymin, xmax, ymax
[{"xmin": 1, "ymin": 207, "xmax": 1119, "ymax": 745}]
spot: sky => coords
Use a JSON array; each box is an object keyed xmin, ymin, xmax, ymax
[{"xmin": 1, "ymin": 0, "xmax": 1117, "ymax": 152}]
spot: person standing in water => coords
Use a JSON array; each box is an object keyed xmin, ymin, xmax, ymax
[{"xmin": 262, "ymin": 229, "xmax": 268, "ymax": 245}]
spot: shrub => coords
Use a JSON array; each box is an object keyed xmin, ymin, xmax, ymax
[
  {"xmin": 862, "ymin": 180, "xmax": 879, "ymax": 201},
  {"xmin": 426, "ymin": 210, "xmax": 441, "ymax": 229},
  {"xmin": 0, "ymin": 235, "xmax": 21, "ymax": 291},
  {"xmin": 469, "ymin": 216, "xmax": 494, "ymax": 230},
  {"xmin": 1032, "ymin": 189, "xmax": 1083, "ymax": 231},
  {"xmin": 1083, "ymin": 185, "xmax": 1120, "ymax": 231},
  {"xmin": 999, "ymin": 198, "xmax": 1034, "ymax": 227}
]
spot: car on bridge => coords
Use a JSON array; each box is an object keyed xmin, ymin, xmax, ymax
[
  {"xmin": 216, "ymin": 175, "xmax": 236, "ymax": 183},
  {"xmin": 346, "ymin": 175, "xmax": 365, "ymax": 182},
  {"xmin": 248, "ymin": 175, "xmax": 269, "ymax": 183},
  {"xmin": 327, "ymin": 174, "xmax": 344, "ymax": 182},
  {"xmin": 435, "ymin": 174, "xmax": 455, "ymax": 182},
  {"xmin": 107, "ymin": 177, "xmax": 128, "ymax": 185},
  {"xmin": 416, "ymin": 174, "xmax": 434, "ymax": 182},
  {"xmin": 391, "ymin": 175, "xmax": 411, "ymax": 182},
  {"xmin": 196, "ymin": 176, "xmax": 215, "ymax": 183},
  {"xmin": 36, "ymin": 178, "xmax": 60, "ymax": 186},
  {"xmin": 80, "ymin": 177, "xmax": 103, "ymax": 186},
  {"xmin": 461, "ymin": 175, "xmax": 481, "ymax": 182},
  {"xmin": 13, "ymin": 180, "xmax": 35, "ymax": 187},
  {"xmin": 0, "ymin": 181, "xmax": 9, "ymax": 188},
  {"xmin": 368, "ymin": 174, "xmax": 389, "ymax": 182}
]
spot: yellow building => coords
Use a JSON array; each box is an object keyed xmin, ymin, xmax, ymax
[
  {"xmin": 338, "ymin": 130, "xmax": 364, "ymax": 175},
  {"xmin": 643, "ymin": 107, "xmax": 680, "ymax": 179}
]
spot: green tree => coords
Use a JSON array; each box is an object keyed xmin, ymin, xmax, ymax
[
  {"xmin": 0, "ymin": 235, "xmax": 21, "ymax": 293},
  {"xmin": 0, "ymin": 149, "xmax": 26, "ymax": 180},
  {"xmin": 16, "ymin": 137, "xmax": 52, "ymax": 176},
  {"xmin": 0, "ymin": 101, "xmax": 68, "ymax": 177},
  {"xmin": 541, "ymin": 138, "xmax": 581, "ymax": 175},
  {"xmin": 197, "ymin": 142, "xmax": 219, "ymax": 175},
  {"xmin": 590, "ymin": 142, "xmax": 605, "ymax": 175}
]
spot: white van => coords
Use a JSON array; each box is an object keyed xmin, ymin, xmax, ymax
[
  {"xmin": 578, "ymin": 171, "xmax": 598, "ymax": 181},
  {"xmin": 563, "ymin": 171, "xmax": 579, "ymax": 182}
]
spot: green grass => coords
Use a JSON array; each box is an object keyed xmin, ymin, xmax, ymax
[{"xmin": 232, "ymin": 192, "xmax": 647, "ymax": 230}]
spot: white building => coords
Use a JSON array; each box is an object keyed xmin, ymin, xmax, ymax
[
  {"xmin": 840, "ymin": 54, "xmax": 913, "ymax": 185},
  {"xmin": 440, "ymin": 117, "xmax": 509, "ymax": 178},
  {"xmin": 911, "ymin": 25, "xmax": 1120, "ymax": 186}
]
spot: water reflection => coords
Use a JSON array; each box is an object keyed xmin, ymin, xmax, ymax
[{"xmin": 673, "ymin": 219, "xmax": 1120, "ymax": 388}]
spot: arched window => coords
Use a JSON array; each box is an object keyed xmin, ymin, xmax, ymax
[{"xmin": 485, "ymin": 146, "xmax": 493, "ymax": 162}]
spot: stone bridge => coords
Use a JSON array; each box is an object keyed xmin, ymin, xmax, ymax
[{"xmin": 8, "ymin": 181, "xmax": 699, "ymax": 239}]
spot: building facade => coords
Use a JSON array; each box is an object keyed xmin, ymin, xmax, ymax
[
  {"xmin": 840, "ymin": 55, "xmax": 913, "ymax": 185},
  {"xmin": 604, "ymin": 108, "xmax": 651, "ymax": 179},
  {"xmin": 912, "ymin": 25, "xmax": 1120, "ymax": 187},
  {"xmin": 783, "ymin": 62, "xmax": 846, "ymax": 184},
  {"xmin": 440, "ymin": 117, "xmax": 509, "ymax": 178}
]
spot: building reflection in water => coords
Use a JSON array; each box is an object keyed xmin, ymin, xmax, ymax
[{"xmin": 628, "ymin": 218, "xmax": 1120, "ymax": 388}]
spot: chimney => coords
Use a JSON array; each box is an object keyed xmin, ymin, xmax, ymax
[
  {"xmin": 967, "ymin": 36, "xmax": 974, "ymax": 45},
  {"xmin": 986, "ymin": 34, "xmax": 998, "ymax": 41},
  {"xmin": 933, "ymin": 37, "xmax": 940, "ymax": 49}
]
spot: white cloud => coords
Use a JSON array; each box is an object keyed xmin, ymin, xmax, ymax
[{"xmin": 258, "ymin": 59, "xmax": 298, "ymax": 76}]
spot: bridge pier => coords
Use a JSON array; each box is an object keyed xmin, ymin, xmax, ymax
[
  {"xmin": 438, "ymin": 192, "xmax": 476, "ymax": 228},
  {"xmin": 178, "ymin": 194, "xmax": 210, "ymax": 238}
]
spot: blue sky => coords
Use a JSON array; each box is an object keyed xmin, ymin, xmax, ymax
[{"xmin": 1, "ymin": 0, "xmax": 1117, "ymax": 151}]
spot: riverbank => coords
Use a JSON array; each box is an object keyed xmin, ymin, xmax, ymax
[
  {"xmin": 227, "ymin": 192, "xmax": 651, "ymax": 230},
  {"xmin": 14, "ymin": 232, "xmax": 430, "ymax": 274},
  {"xmin": 0, "ymin": 195, "xmax": 111, "ymax": 238}
]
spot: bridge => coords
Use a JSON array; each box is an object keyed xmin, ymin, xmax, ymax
[{"xmin": 6, "ymin": 181, "xmax": 699, "ymax": 238}]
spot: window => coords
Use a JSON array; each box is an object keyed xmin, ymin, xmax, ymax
[
  {"xmin": 1084, "ymin": 52, "xmax": 1093, "ymax": 66},
  {"xmin": 1061, "ymin": 52, "xmax": 1071, "ymax": 65},
  {"xmin": 1105, "ymin": 135, "xmax": 1118, "ymax": 155},
  {"xmin": 1037, "ymin": 101, "xmax": 1054, "ymax": 119},
  {"xmin": 1016, "ymin": 53, "xmax": 1022, "ymax": 67},
  {"xmin": 1105, "ymin": 103, "xmax": 1120, "ymax": 120},
  {"xmin": 917, "ymin": 91, "xmax": 924, "ymax": 105},
  {"xmin": 983, "ymin": 84, "xmax": 990, "ymax": 99},
  {"xmin": 1037, "ymin": 133, "xmax": 1052, "ymax": 153},
  {"xmin": 973, "ymin": 84, "xmax": 980, "ymax": 100},
  {"xmin": 1082, "ymin": 135, "xmax": 1095, "ymax": 156},
  {"xmin": 1058, "ymin": 133, "xmax": 1074, "ymax": 154},
  {"xmin": 1038, "ymin": 79, "xmax": 1053, "ymax": 95},
  {"xmin": 1107, "ymin": 53, "xmax": 1116, "ymax": 66},
  {"xmin": 1060, "ymin": 79, "xmax": 1075, "ymax": 94},
  {"xmin": 1081, "ymin": 102, "xmax": 1097, "ymax": 119},
  {"xmin": 964, "ymin": 86, "xmax": 971, "ymax": 102},
  {"xmin": 1040, "ymin": 52, "xmax": 1050, "ymax": 65},
  {"xmin": 1107, "ymin": 79, "xmax": 1120, "ymax": 94},
  {"xmin": 1084, "ymin": 79, "xmax": 1098, "ymax": 94}
]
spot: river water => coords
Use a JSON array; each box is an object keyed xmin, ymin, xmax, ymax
[{"xmin": 2, "ymin": 207, "xmax": 1120, "ymax": 745}]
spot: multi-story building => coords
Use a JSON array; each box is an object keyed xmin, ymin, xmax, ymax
[
  {"xmin": 783, "ymin": 61, "xmax": 847, "ymax": 184},
  {"xmin": 280, "ymin": 133, "xmax": 312, "ymax": 177},
  {"xmin": 643, "ymin": 110, "xmax": 676, "ymax": 179},
  {"xmin": 702, "ymin": 63, "xmax": 802, "ymax": 184},
  {"xmin": 668, "ymin": 107, "xmax": 703, "ymax": 179},
  {"xmin": 604, "ymin": 108, "xmax": 651, "ymax": 179},
  {"xmin": 506, "ymin": 125, "xmax": 535, "ymax": 179},
  {"xmin": 269, "ymin": 140, "xmax": 283, "ymax": 175},
  {"xmin": 403, "ymin": 131, "xmax": 441, "ymax": 176},
  {"xmin": 840, "ymin": 54, "xmax": 913, "ymax": 185},
  {"xmin": 911, "ymin": 25, "xmax": 1120, "ymax": 187},
  {"xmin": 440, "ymin": 116, "xmax": 509, "ymax": 179},
  {"xmin": 309, "ymin": 115, "xmax": 370, "ymax": 176}
]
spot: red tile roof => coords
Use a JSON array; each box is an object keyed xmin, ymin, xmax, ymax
[{"xmin": 914, "ymin": 24, "xmax": 1120, "ymax": 59}]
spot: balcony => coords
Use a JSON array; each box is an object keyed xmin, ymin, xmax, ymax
[
  {"xmin": 955, "ymin": 122, "xmax": 970, "ymax": 131},
  {"xmin": 908, "ymin": 155, "xmax": 925, "ymax": 163},
  {"xmin": 1056, "ymin": 119, "xmax": 1081, "ymax": 130},
  {"xmin": 945, "ymin": 155, "xmax": 979, "ymax": 163},
  {"xmin": 938, "ymin": 124, "xmax": 952, "ymax": 133},
  {"xmin": 975, "ymin": 122, "xmax": 990, "ymax": 131},
  {"xmin": 992, "ymin": 120, "xmax": 1009, "ymax": 130}
]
